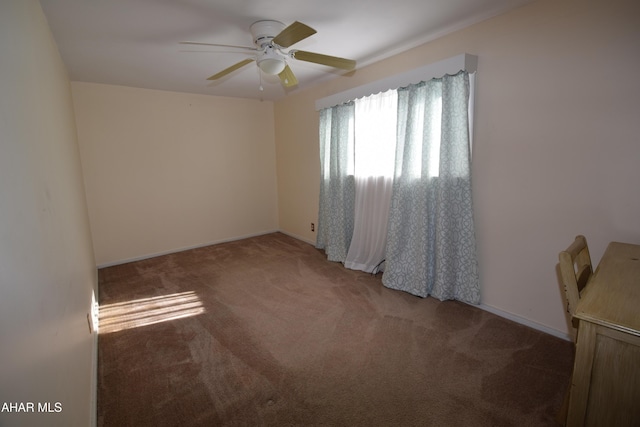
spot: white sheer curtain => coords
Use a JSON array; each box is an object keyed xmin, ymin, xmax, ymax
[{"xmin": 344, "ymin": 90, "xmax": 397, "ymax": 272}]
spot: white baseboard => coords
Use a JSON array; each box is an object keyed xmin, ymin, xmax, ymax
[
  {"xmin": 475, "ymin": 303, "xmax": 572, "ymax": 341},
  {"xmin": 90, "ymin": 327, "xmax": 98, "ymax": 427},
  {"xmin": 96, "ymin": 230, "xmax": 280, "ymax": 268},
  {"xmin": 277, "ymin": 229, "xmax": 316, "ymax": 246}
]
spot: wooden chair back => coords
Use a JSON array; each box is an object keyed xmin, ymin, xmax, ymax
[
  {"xmin": 559, "ymin": 235, "xmax": 593, "ymax": 320},
  {"xmin": 557, "ymin": 235, "xmax": 593, "ymax": 425}
]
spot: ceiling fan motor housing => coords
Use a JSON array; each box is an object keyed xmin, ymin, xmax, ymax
[
  {"xmin": 250, "ymin": 20, "xmax": 286, "ymax": 47},
  {"xmin": 251, "ymin": 20, "xmax": 287, "ymax": 75}
]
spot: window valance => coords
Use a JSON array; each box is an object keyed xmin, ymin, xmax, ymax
[{"xmin": 315, "ymin": 53, "xmax": 477, "ymax": 111}]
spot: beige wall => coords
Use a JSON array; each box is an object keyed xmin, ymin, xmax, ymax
[
  {"xmin": 72, "ymin": 84, "xmax": 279, "ymax": 266},
  {"xmin": 0, "ymin": 1, "xmax": 98, "ymax": 426},
  {"xmin": 274, "ymin": 0, "xmax": 640, "ymax": 336}
]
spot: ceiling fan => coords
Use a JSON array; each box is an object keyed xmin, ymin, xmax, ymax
[{"xmin": 180, "ymin": 20, "xmax": 356, "ymax": 88}]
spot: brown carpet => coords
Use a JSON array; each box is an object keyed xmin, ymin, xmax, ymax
[{"xmin": 97, "ymin": 232, "xmax": 572, "ymax": 426}]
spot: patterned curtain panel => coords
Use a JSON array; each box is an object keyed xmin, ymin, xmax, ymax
[
  {"xmin": 315, "ymin": 102, "xmax": 356, "ymax": 262},
  {"xmin": 382, "ymin": 71, "xmax": 480, "ymax": 304}
]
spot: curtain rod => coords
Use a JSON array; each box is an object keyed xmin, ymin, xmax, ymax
[{"xmin": 315, "ymin": 53, "xmax": 477, "ymax": 111}]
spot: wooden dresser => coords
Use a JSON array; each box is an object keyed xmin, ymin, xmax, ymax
[{"xmin": 567, "ymin": 241, "xmax": 640, "ymax": 426}]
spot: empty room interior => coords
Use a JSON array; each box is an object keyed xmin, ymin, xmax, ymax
[{"xmin": 1, "ymin": 0, "xmax": 639, "ymax": 426}]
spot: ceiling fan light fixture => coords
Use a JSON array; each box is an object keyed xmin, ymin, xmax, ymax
[
  {"xmin": 257, "ymin": 56, "xmax": 286, "ymax": 75},
  {"xmin": 257, "ymin": 46, "xmax": 286, "ymax": 75}
]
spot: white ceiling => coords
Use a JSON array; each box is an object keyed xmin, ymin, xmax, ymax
[{"xmin": 40, "ymin": 0, "xmax": 532, "ymax": 101}]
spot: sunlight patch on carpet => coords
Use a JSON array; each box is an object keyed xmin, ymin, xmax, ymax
[{"xmin": 98, "ymin": 291, "xmax": 205, "ymax": 334}]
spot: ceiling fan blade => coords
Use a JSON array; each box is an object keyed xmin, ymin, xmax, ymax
[
  {"xmin": 207, "ymin": 58, "xmax": 255, "ymax": 80},
  {"xmin": 292, "ymin": 50, "xmax": 356, "ymax": 70},
  {"xmin": 278, "ymin": 64, "xmax": 298, "ymax": 87},
  {"xmin": 272, "ymin": 21, "xmax": 316, "ymax": 48},
  {"xmin": 180, "ymin": 41, "xmax": 257, "ymax": 52}
]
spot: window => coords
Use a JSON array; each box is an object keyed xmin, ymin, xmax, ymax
[
  {"xmin": 353, "ymin": 90, "xmax": 397, "ymax": 178},
  {"xmin": 317, "ymin": 69, "xmax": 480, "ymax": 303}
]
